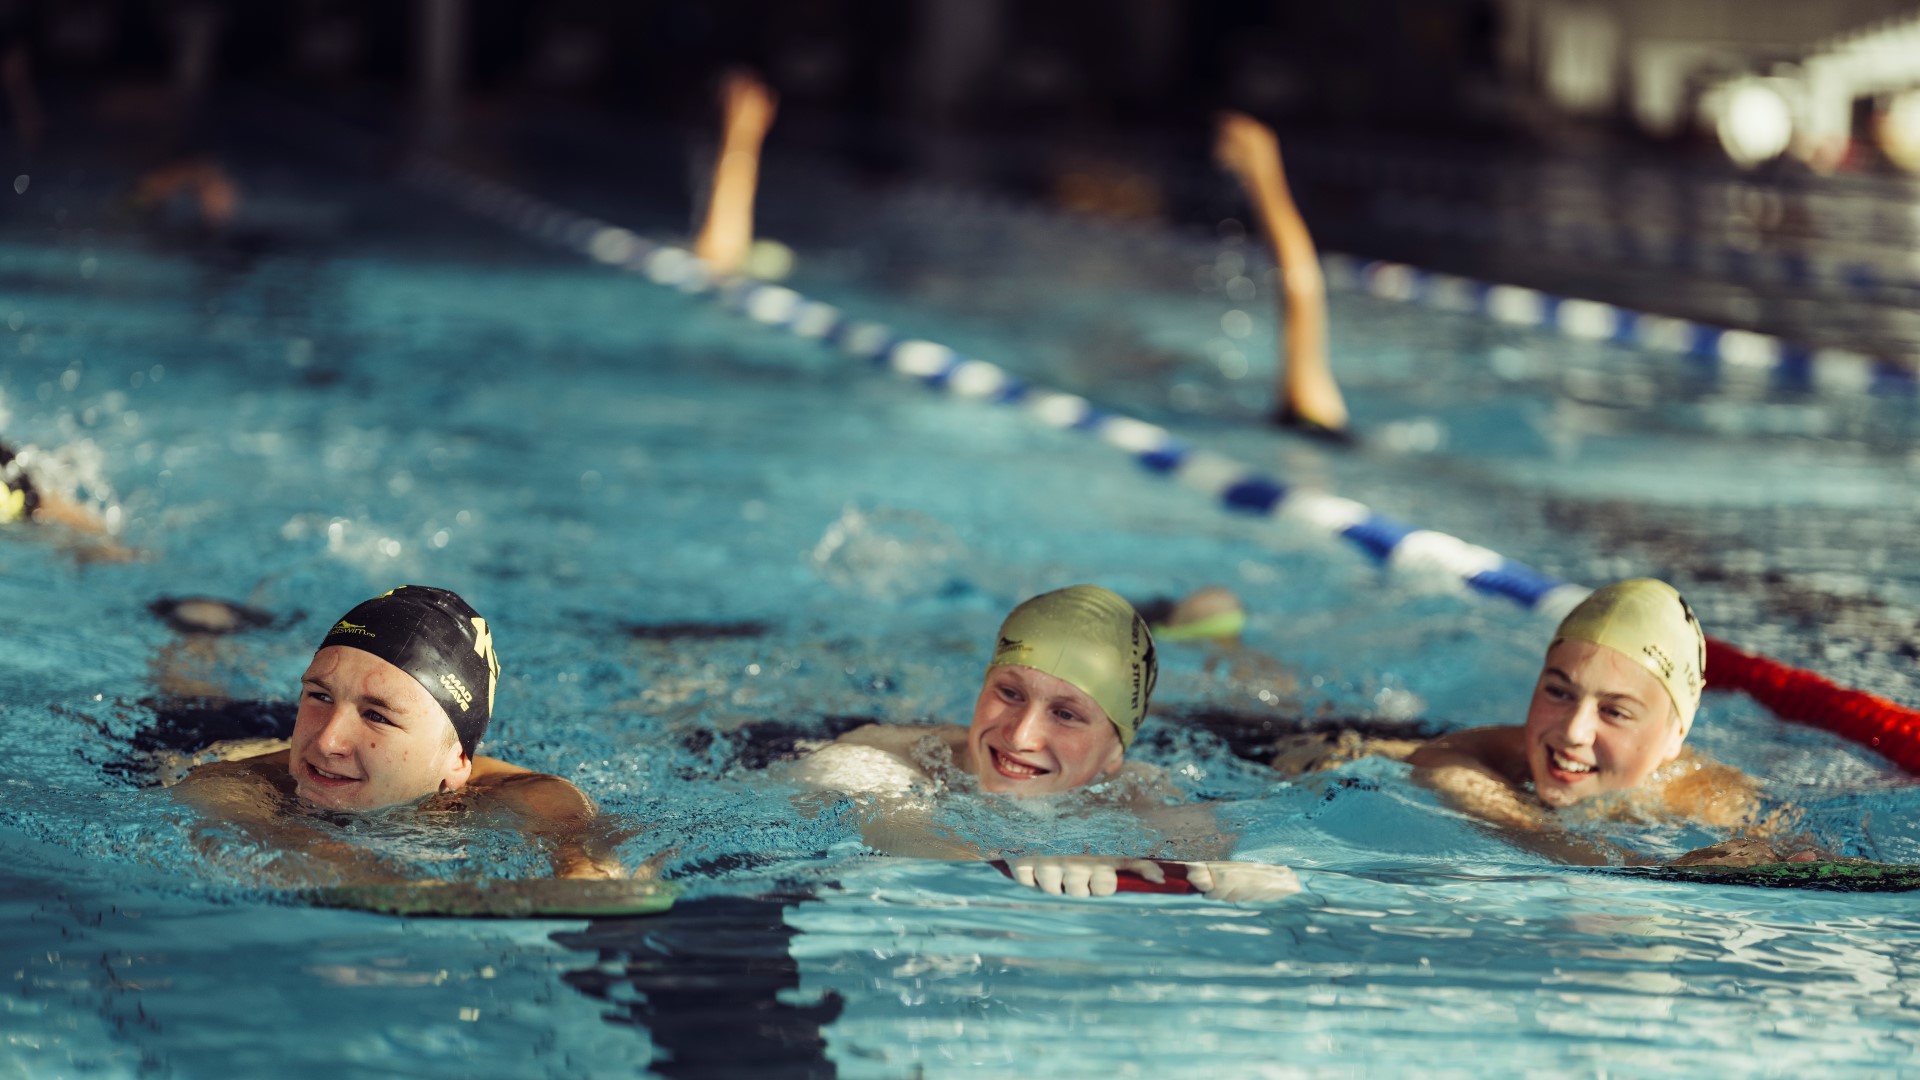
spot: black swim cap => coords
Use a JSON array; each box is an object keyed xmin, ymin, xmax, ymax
[
  {"xmin": 318, "ymin": 586, "xmax": 500, "ymax": 757},
  {"xmin": 0, "ymin": 442, "xmax": 41, "ymax": 525}
]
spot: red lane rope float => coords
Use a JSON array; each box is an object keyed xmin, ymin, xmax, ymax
[{"xmin": 1706, "ymin": 637, "xmax": 1920, "ymax": 774}]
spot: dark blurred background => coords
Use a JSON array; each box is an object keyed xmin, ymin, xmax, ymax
[
  {"xmin": 8, "ymin": 0, "xmax": 1920, "ymax": 166},
  {"xmin": 8, "ymin": 1, "xmax": 1920, "ymax": 361}
]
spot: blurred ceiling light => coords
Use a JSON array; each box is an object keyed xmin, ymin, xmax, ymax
[
  {"xmin": 1712, "ymin": 78, "xmax": 1794, "ymax": 168},
  {"xmin": 1877, "ymin": 88, "xmax": 1920, "ymax": 174}
]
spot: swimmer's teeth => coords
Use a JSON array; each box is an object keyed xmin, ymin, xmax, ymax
[
  {"xmin": 995, "ymin": 750, "xmax": 1040, "ymax": 776},
  {"xmin": 1551, "ymin": 750, "xmax": 1593, "ymax": 774}
]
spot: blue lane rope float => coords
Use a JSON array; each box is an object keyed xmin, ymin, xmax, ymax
[
  {"xmin": 1366, "ymin": 187, "xmax": 1920, "ymax": 304},
  {"xmin": 402, "ymin": 156, "xmax": 1598, "ymax": 624},
  {"xmin": 1320, "ymin": 253, "xmax": 1919, "ymax": 399},
  {"xmin": 885, "ymin": 177, "xmax": 1920, "ymax": 401},
  {"xmin": 406, "ymin": 156, "xmax": 1920, "ymax": 774}
]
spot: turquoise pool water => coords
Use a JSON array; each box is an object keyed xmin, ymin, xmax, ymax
[{"xmin": 2, "ymin": 145, "xmax": 1918, "ymax": 1077}]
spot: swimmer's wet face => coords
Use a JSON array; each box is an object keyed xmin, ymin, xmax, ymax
[
  {"xmin": 288, "ymin": 646, "xmax": 472, "ymax": 811},
  {"xmin": 968, "ymin": 665, "xmax": 1126, "ymax": 796},
  {"xmin": 1524, "ymin": 640, "xmax": 1685, "ymax": 808}
]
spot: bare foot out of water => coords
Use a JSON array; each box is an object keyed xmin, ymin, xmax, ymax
[
  {"xmin": 1214, "ymin": 111, "xmax": 1351, "ymax": 438},
  {"xmin": 692, "ymin": 69, "xmax": 778, "ymax": 276}
]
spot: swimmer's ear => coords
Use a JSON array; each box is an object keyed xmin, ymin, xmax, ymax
[
  {"xmin": 1660, "ymin": 707, "xmax": 1690, "ymax": 765},
  {"xmin": 439, "ymin": 744, "xmax": 475, "ymax": 793},
  {"xmin": 1099, "ymin": 736, "xmax": 1126, "ymax": 778}
]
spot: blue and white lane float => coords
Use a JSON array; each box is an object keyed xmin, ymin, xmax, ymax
[
  {"xmin": 888, "ymin": 178, "xmax": 1920, "ymax": 401},
  {"xmin": 1320, "ymin": 254, "xmax": 1919, "ymax": 399},
  {"xmin": 405, "ymin": 154, "xmax": 1610, "ymax": 623}
]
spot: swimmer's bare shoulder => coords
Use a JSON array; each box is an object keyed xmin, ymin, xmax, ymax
[
  {"xmin": 787, "ymin": 723, "xmax": 965, "ymax": 793},
  {"xmin": 1406, "ymin": 725, "xmax": 1529, "ymax": 780},
  {"xmin": 1652, "ymin": 749, "xmax": 1762, "ymax": 830},
  {"xmin": 171, "ymin": 749, "xmax": 295, "ymax": 820},
  {"xmin": 461, "ymin": 757, "xmax": 596, "ymax": 822},
  {"xmin": 1405, "ymin": 726, "xmax": 1543, "ymax": 831}
]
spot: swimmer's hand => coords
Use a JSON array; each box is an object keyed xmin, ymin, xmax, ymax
[
  {"xmin": 1670, "ymin": 838, "xmax": 1843, "ymax": 868},
  {"xmin": 555, "ymin": 851, "xmax": 627, "ymax": 880},
  {"xmin": 1184, "ymin": 861, "xmax": 1302, "ymax": 904},
  {"xmin": 1004, "ymin": 855, "xmax": 1170, "ymax": 898}
]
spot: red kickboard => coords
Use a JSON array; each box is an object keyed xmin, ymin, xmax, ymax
[{"xmin": 990, "ymin": 859, "xmax": 1197, "ymax": 894}]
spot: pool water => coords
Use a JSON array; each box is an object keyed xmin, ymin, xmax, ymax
[{"xmin": 2, "ymin": 134, "xmax": 1919, "ymax": 1077}]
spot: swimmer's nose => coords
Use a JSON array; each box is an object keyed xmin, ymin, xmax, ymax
[
  {"xmin": 1006, "ymin": 703, "xmax": 1047, "ymax": 750},
  {"xmin": 313, "ymin": 702, "xmax": 356, "ymax": 755},
  {"xmin": 1562, "ymin": 698, "xmax": 1601, "ymax": 746}
]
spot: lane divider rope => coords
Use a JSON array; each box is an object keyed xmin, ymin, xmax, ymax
[
  {"xmin": 890, "ymin": 179, "xmax": 1920, "ymax": 400},
  {"xmin": 402, "ymin": 155, "xmax": 1920, "ymax": 773}
]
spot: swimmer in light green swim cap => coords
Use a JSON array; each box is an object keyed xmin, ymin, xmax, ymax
[
  {"xmin": 1273, "ymin": 579, "xmax": 1812, "ymax": 865},
  {"xmin": 792, "ymin": 586, "xmax": 1302, "ymax": 902}
]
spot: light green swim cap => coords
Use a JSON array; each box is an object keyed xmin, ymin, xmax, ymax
[
  {"xmin": 1552, "ymin": 578, "xmax": 1706, "ymax": 731},
  {"xmin": 989, "ymin": 585, "xmax": 1158, "ymax": 747}
]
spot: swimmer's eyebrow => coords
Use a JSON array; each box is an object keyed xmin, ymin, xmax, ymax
[
  {"xmin": 300, "ymin": 678, "xmax": 407, "ymax": 716},
  {"xmin": 1544, "ymin": 668, "xmax": 1650, "ymax": 707}
]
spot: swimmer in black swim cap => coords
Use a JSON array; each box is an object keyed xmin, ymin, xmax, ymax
[
  {"xmin": 173, "ymin": 586, "xmax": 628, "ymax": 881},
  {"xmin": 1, "ymin": 439, "xmax": 135, "ymax": 560},
  {"xmin": 789, "ymin": 586, "xmax": 1302, "ymax": 902}
]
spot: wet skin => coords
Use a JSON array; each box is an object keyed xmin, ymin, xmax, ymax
[
  {"xmin": 1524, "ymin": 640, "xmax": 1684, "ymax": 809},
  {"xmin": 289, "ymin": 646, "xmax": 472, "ymax": 812},
  {"xmin": 966, "ymin": 665, "xmax": 1125, "ymax": 796}
]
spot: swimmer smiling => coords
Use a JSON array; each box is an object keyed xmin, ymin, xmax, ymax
[
  {"xmin": 1277, "ymin": 578, "xmax": 1795, "ymax": 864},
  {"xmin": 792, "ymin": 585, "xmax": 1301, "ymax": 902},
  {"xmin": 172, "ymin": 586, "xmax": 625, "ymax": 883}
]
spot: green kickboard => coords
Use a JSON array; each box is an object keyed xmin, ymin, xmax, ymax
[
  {"xmin": 1615, "ymin": 861, "xmax": 1920, "ymax": 893},
  {"xmin": 309, "ymin": 878, "xmax": 678, "ymax": 918}
]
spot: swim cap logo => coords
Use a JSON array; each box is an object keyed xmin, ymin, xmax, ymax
[
  {"xmin": 440, "ymin": 672, "xmax": 473, "ymax": 712},
  {"xmin": 1642, "ymin": 644, "xmax": 1675, "ymax": 681},
  {"xmin": 1675, "ymin": 592, "xmax": 1705, "ymax": 694},
  {"xmin": 330, "ymin": 619, "xmax": 376, "ymax": 638},
  {"xmin": 470, "ymin": 617, "xmax": 500, "ymax": 715}
]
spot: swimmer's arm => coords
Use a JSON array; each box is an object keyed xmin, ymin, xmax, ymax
[
  {"xmin": 856, "ymin": 799, "xmax": 989, "ymax": 861},
  {"xmin": 477, "ymin": 766, "xmax": 632, "ymax": 880},
  {"xmin": 1130, "ymin": 785, "xmax": 1303, "ymax": 901},
  {"xmin": 1660, "ymin": 756, "xmax": 1767, "ymax": 830},
  {"xmin": 1135, "ymin": 801, "xmax": 1237, "ymax": 861},
  {"xmin": 30, "ymin": 492, "xmax": 138, "ymax": 561},
  {"xmin": 1407, "ymin": 732, "xmax": 1627, "ymax": 866},
  {"xmin": 1407, "ymin": 726, "xmax": 1540, "ymax": 825},
  {"xmin": 1663, "ymin": 760, "xmax": 1835, "ymax": 866},
  {"xmin": 171, "ymin": 757, "xmax": 413, "ymax": 886}
]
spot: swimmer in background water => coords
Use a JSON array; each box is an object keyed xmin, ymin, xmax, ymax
[
  {"xmin": 172, "ymin": 586, "xmax": 629, "ymax": 883},
  {"xmin": 129, "ymin": 157, "xmax": 240, "ymax": 233},
  {"xmin": 1274, "ymin": 578, "xmax": 1817, "ymax": 866},
  {"xmin": 0, "ymin": 440, "xmax": 136, "ymax": 561},
  {"xmin": 690, "ymin": 68, "xmax": 778, "ymax": 278},
  {"xmin": 1135, "ymin": 584, "xmax": 1298, "ymax": 697},
  {"xmin": 1214, "ymin": 111, "xmax": 1351, "ymax": 441},
  {"xmin": 789, "ymin": 585, "xmax": 1302, "ymax": 902}
]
